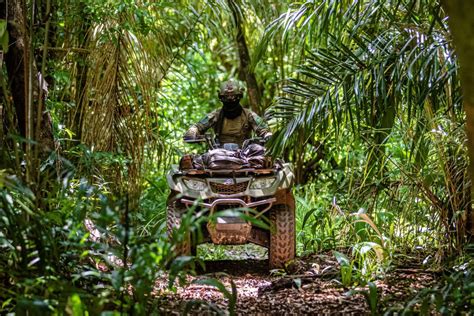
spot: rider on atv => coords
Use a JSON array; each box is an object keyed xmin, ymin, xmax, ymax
[
  {"xmin": 170, "ymin": 79, "xmax": 295, "ymax": 269},
  {"xmin": 184, "ymin": 80, "xmax": 272, "ymax": 146}
]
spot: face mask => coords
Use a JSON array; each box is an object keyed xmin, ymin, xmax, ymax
[
  {"xmin": 222, "ymin": 100, "xmax": 243, "ymax": 119},
  {"xmin": 219, "ymin": 94, "xmax": 243, "ymax": 119},
  {"xmin": 219, "ymin": 94, "xmax": 241, "ymax": 103}
]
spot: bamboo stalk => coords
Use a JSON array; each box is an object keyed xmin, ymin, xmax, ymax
[
  {"xmin": 34, "ymin": 0, "xmax": 51, "ymax": 187},
  {"xmin": 26, "ymin": 0, "xmax": 35, "ymax": 185}
]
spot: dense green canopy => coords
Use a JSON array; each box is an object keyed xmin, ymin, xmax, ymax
[{"xmin": 0, "ymin": 0, "xmax": 473, "ymax": 313}]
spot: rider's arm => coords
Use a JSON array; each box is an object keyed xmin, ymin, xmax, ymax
[
  {"xmin": 184, "ymin": 110, "xmax": 219, "ymax": 138},
  {"xmin": 248, "ymin": 111, "xmax": 272, "ymax": 139}
]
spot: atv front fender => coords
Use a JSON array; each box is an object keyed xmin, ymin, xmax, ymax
[{"xmin": 274, "ymin": 188, "xmax": 295, "ymax": 209}]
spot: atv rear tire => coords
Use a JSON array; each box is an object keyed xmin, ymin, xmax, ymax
[
  {"xmin": 166, "ymin": 198, "xmax": 196, "ymax": 256},
  {"xmin": 269, "ymin": 204, "xmax": 296, "ymax": 269}
]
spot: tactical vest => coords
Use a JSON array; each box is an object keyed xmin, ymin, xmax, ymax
[{"xmin": 214, "ymin": 108, "xmax": 252, "ymax": 146}]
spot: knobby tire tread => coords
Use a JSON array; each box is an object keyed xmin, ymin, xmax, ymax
[
  {"xmin": 166, "ymin": 201, "xmax": 192, "ymax": 256},
  {"xmin": 269, "ymin": 204, "xmax": 296, "ymax": 269}
]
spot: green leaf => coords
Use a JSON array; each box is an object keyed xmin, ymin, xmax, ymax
[
  {"xmin": 333, "ymin": 250, "xmax": 350, "ymax": 266},
  {"xmin": 194, "ymin": 278, "xmax": 231, "ymax": 299},
  {"xmin": 0, "ymin": 19, "xmax": 8, "ymax": 53},
  {"xmin": 66, "ymin": 294, "xmax": 87, "ymax": 316},
  {"xmin": 367, "ymin": 281, "xmax": 378, "ymax": 315},
  {"xmin": 0, "ymin": 19, "xmax": 6, "ymax": 37},
  {"xmin": 293, "ymin": 278, "xmax": 302, "ymax": 289},
  {"xmin": 2, "ymin": 298, "xmax": 12, "ymax": 309}
]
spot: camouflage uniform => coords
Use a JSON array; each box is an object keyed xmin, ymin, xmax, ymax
[
  {"xmin": 186, "ymin": 108, "xmax": 271, "ymax": 146},
  {"xmin": 185, "ymin": 80, "xmax": 271, "ymax": 146}
]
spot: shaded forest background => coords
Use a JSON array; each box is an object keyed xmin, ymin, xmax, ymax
[{"xmin": 0, "ymin": 0, "xmax": 473, "ymax": 313}]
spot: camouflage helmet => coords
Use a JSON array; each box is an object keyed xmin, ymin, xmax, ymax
[{"xmin": 218, "ymin": 80, "xmax": 244, "ymax": 102}]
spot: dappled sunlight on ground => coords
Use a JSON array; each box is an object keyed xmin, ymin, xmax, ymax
[
  {"xmin": 197, "ymin": 243, "xmax": 268, "ymax": 261},
  {"xmin": 153, "ymin": 249, "xmax": 438, "ymax": 314}
]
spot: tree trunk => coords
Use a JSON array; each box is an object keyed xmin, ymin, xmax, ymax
[
  {"xmin": 1, "ymin": 1, "xmax": 28, "ymax": 139},
  {"xmin": 442, "ymin": 1, "xmax": 474, "ymax": 238},
  {"xmin": 227, "ymin": 0, "xmax": 262, "ymax": 114},
  {"xmin": 1, "ymin": 0, "xmax": 55, "ymax": 190},
  {"xmin": 71, "ymin": 2, "xmax": 91, "ymax": 142}
]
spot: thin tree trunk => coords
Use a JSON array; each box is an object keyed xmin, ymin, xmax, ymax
[
  {"xmin": 1, "ymin": 0, "xmax": 55, "ymax": 188},
  {"xmin": 71, "ymin": 3, "xmax": 91, "ymax": 142},
  {"xmin": 2, "ymin": 1, "xmax": 28, "ymax": 139},
  {"xmin": 442, "ymin": 1, "xmax": 474, "ymax": 238},
  {"xmin": 227, "ymin": 0, "xmax": 262, "ymax": 114}
]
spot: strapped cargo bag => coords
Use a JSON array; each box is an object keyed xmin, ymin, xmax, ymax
[
  {"xmin": 241, "ymin": 143, "xmax": 270, "ymax": 168},
  {"xmin": 203, "ymin": 148, "xmax": 249, "ymax": 170}
]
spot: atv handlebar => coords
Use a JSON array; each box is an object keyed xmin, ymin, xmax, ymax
[
  {"xmin": 184, "ymin": 134, "xmax": 218, "ymax": 149},
  {"xmin": 183, "ymin": 136, "xmax": 206, "ymax": 143},
  {"xmin": 242, "ymin": 137, "xmax": 266, "ymax": 148}
]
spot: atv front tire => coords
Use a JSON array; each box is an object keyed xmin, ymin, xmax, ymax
[
  {"xmin": 269, "ymin": 204, "xmax": 296, "ymax": 269},
  {"xmin": 166, "ymin": 197, "xmax": 195, "ymax": 256}
]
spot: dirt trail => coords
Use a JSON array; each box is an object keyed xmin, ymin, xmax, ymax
[{"xmin": 154, "ymin": 252, "xmax": 437, "ymax": 315}]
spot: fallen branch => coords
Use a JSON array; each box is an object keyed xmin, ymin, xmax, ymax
[{"xmin": 258, "ymin": 270, "xmax": 339, "ymax": 295}]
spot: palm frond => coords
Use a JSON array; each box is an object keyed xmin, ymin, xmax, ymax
[
  {"xmin": 268, "ymin": 1, "xmax": 457, "ymax": 159},
  {"xmin": 60, "ymin": 1, "xmax": 206, "ymax": 199}
]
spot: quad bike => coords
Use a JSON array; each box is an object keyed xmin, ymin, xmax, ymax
[{"xmin": 166, "ymin": 135, "xmax": 295, "ymax": 269}]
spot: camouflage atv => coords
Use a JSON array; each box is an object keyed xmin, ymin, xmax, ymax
[{"xmin": 166, "ymin": 136, "xmax": 295, "ymax": 269}]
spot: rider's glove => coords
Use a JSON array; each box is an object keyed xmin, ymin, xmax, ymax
[
  {"xmin": 184, "ymin": 126, "xmax": 199, "ymax": 140},
  {"xmin": 263, "ymin": 132, "xmax": 272, "ymax": 142}
]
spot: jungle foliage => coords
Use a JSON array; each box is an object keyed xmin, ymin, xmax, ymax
[{"xmin": 0, "ymin": 0, "xmax": 473, "ymax": 314}]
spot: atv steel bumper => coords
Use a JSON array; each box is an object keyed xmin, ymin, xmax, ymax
[
  {"xmin": 180, "ymin": 197, "xmax": 276, "ymax": 215},
  {"xmin": 180, "ymin": 197, "xmax": 276, "ymax": 245}
]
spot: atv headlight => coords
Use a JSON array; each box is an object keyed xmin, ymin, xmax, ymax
[
  {"xmin": 183, "ymin": 179, "xmax": 206, "ymax": 191},
  {"xmin": 250, "ymin": 177, "xmax": 276, "ymax": 190}
]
